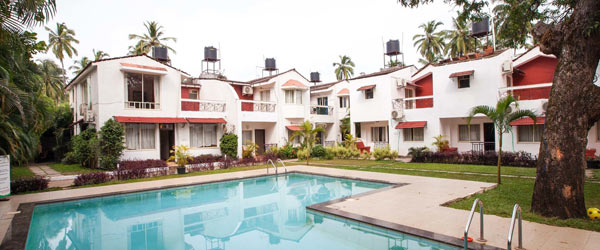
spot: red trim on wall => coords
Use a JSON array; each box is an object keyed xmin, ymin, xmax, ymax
[
  {"xmin": 114, "ymin": 116, "xmax": 186, "ymax": 123},
  {"xmin": 509, "ymin": 117, "xmax": 545, "ymax": 126},
  {"xmin": 512, "ymin": 56, "xmax": 557, "ymax": 100},
  {"xmin": 414, "ymin": 74, "xmax": 433, "ymax": 108},
  {"xmin": 186, "ymin": 118, "xmax": 227, "ymax": 124}
]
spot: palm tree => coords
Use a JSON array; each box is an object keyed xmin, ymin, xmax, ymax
[
  {"xmin": 467, "ymin": 95, "xmax": 537, "ymax": 184},
  {"xmin": 45, "ymin": 22, "xmax": 79, "ymax": 85},
  {"xmin": 69, "ymin": 56, "xmax": 90, "ymax": 75},
  {"xmin": 493, "ymin": 0, "xmax": 535, "ymax": 50},
  {"xmin": 413, "ymin": 20, "xmax": 446, "ymax": 63},
  {"xmin": 0, "ymin": 0, "xmax": 56, "ymax": 33},
  {"xmin": 38, "ymin": 59, "xmax": 64, "ymax": 102},
  {"xmin": 128, "ymin": 21, "xmax": 177, "ymax": 55},
  {"xmin": 291, "ymin": 121, "xmax": 325, "ymax": 165},
  {"xmin": 444, "ymin": 17, "xmax": 476, "ymax": 58},
  {"xmin": 333, "ymin": 55, "xmax": 355, "ymax": 80},
  {"xmin": 93, "ymin": 49, "xmax": 110, "ymax": 60}
]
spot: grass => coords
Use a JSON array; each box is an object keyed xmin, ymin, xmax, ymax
[
  {"xmin": 303, "ymin": 160, "xmax": 600, "ymax": 232},
  {"xmin": 10, "ymin": 166, "xmax": 35, "ymax": 179},
  {"xmin": 48, "ymin": 163, "xmax": 105, "ymax": 175}
]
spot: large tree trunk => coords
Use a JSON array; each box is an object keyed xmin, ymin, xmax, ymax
[{"xmin": 531, "ymin": 0, "xmax": 600, "ymax": 218}]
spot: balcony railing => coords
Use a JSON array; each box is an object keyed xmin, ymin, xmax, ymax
[
  {"xmin": 310, "ymin": 105, "xmax": 334, "ymax": 115},
  {"xmin": 241, "ymin": 100, "xmax": 276, "ymax": 112},
  {"xmin": 392, "ymin": 98, "xmax": 404, "ymax": 111},
  {"xmin": 125, "ymin": 101, "xmax": 160, "ymax": 110},
  {"xmin": 403, "ymin": 96, "xmax": 433, "ymax": 109},
  {"xmin": 181, "ymin": 99, "xmax": 226, "ymax": 112},
  {"xmin": 471, "ymin": 142, "xmax": 495, "ymax": 152},
  {"xmin": 499, "ymin": 83, "xmax": 552, "ymax": 101}
]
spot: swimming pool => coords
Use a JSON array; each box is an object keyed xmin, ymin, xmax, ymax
[{"xmin": 25, "ymin": 173, "xmax": 460, "ymax": 250}]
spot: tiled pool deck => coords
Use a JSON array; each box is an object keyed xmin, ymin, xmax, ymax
[{"xmin": 1, "ymin": 165, "xmax": 599, "ymax": 249}]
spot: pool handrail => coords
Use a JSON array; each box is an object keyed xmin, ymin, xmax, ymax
[
  {"xmin": 266, "ymin": 159, "xmax": 277, "ymax": 174},
  {"xmin": 507, "ymin": 203, "xmax": 524, "ymax": 250},
  {"xmin": 464, "ymin": 198, "xmax": 486, "ymax": 250},
  {"xmin": 277, "ymin": 159, "xmax": 288, "ymax": 173}
]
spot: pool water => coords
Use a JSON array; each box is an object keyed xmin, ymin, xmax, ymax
[{"xmin": 26, "ymin": 173, "xmax": 459, "ymax": 250}]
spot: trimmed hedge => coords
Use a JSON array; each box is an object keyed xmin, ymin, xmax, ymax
[
  {"xmin": 74, "ymin": 172, "xmax": 111, "ymax": 186},
  {"xmin": 410, "ymin": 150, "xmax": 537, "ymax": 167},
  {"xmin": 118, "ymin": 159, "xmax": 167, "ymax": 169},
  {"xmin": 11, "ymin": 177, "xmax": 49, "ymax": 194}
]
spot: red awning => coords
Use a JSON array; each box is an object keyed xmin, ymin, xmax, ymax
[
  {"xmin": 449, "ymin": 70, "xmax": 474, "ymax": 78},
  {"xmin": 286, "ymin": 125, "xmax": 302, "ymax": 131},
  {"xmin": 357, "ymin": 85, "xmax": 376, "ymax": 91},
  {"xmin": 114, "ymin": 116, "xmax": 187, "ymax": 123},
  {"xmin": 395, "ymin": 121, "xmax": 427, "ymax": 129},
  {"xmin": 406, "ymin": 82, "xmax": 422, "ymax": 88},
  {"xmin": 509, "ymin": 117, "xmax": 545, "ymax": 126},
  {"xmin": 186, "ymin": 118, "xmax": 227, "ymax": 124}
]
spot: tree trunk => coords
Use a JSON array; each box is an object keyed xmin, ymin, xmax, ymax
[
  {"xmin": 60, "ymin": 59, "xmax": 67, "ymax": 86},
  {"xmin": 497, "ymin": 133, "xmax": 502, "ymax": 185},
  {"xmin": 531, "ymin": 0, "xmax": 600, "ymax": 218}
]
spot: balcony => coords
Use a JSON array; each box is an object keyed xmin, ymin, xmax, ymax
[
  {"xmin": 394, "ymin": 96, "xmax": 434, "ymax": 110},
  {"xmin": 125, "ymin": 101, "xmax": 160, "ymax": 110},
  {"xmin": 241, "ymin": 100, "xmax": 277, "ymax": 122},
  {"xmin": 310, "ymin": 105, "xmax": 335, "ymax": 123},
  {"xmin": 181, "ymin": 99, "xmax": 226, "ymax": 112},
  {"xmin": 499, "ymin": 83, "xmax": 552, "ymax": 101}
]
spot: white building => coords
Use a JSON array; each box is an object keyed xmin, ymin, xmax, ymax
[{"xmin": 66, "ymin": 46, "xmax": 600, "ymax": 160}]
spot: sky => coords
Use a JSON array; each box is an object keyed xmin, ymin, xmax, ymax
[{"xmin": 33, "ymin": 0, "xmax": 467, "ymax": 83}]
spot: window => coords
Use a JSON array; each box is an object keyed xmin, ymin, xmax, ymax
[
  {"xmin": 288, "ymin": 130, "xmax": 301, "ymax": 145},
  {"xmin": 458, "ymin": 75, "xmax": 470, "ymax": 88},
  {"xmin": 517, "ymin": 125, "xmax": 544, "ymax": 142},
  {"xmin": 371, "ymin": 126, "xmax": 388, "ymax": 142},
  {"xmin": 190, "ymin": 124, "xmax": 218, "ymax": 147},
  {"xmin": 260, "ymin": 90, "xmax": 270, "ymax": 101},
  {"xmin": 125, "ymin": 123, "xmax": 156, "ymax": 150},
  {"xmin": 284, "ymin": 90, "xmax": 303, "ymax": 104},
  {"xmin": 365, "ymin": 88, "xmax": 374, "ymax": 99},
  {"xmin": 125, "ymin": 72, "xmax": 159, "ymax": 109},
  {"xmin": 339, "ymin": 96, "xmax": 349, "ymax": 108},
  {"xmin": 458, "ymin": 124, "xmax": 481, "ymax": 141},
  {"xmin": 355, "ymin": 123, "xmax": 361, "ymax": 138},
  {"xmin": 242, "ymin": 130, "xmax": 252, "ymax": 145},
  {"xmin": 188, "ymin": 89, "xmax": 198, "ymax": 99},
  {"xmin": 403, "ymin": 128, "xmax": 424, "ymax": 141},
  {"xmin": 404, "ymin": 88, "xmax": 414, "ymax": 109},
  {"xmin": 82, "ymin": 80, "xmax": 91, "ymax": 108},
  {"xmin": 317, "ymin": 97, "xmax": 328, "ymax": 106}
]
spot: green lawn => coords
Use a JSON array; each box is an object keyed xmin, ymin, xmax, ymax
[
  {"xmin": 303, "ymin": 160, "xmax": 600, "ymax": 232},
  {"xmin": 10, "ymin": 166, "xmax": 35, "ymax": 179},
  {"xmin": 48, "ymin": 163, "xmax": 105, "ymax": 175}
]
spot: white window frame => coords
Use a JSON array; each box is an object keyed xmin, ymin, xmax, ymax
[
  {"xmin": 517, "ymin": 124, "xmax": 544, "ymax": 143},
  {"xmin": 339, "ymin": 96, "xmax": 349, "ymax": 108},
  {"xmin": 284, "ymin": 89, "xmax": 303, "ymax": 104},
  {"xmin": 125, "ymin": 123, "xmax": 156, "ymax": 150},
  {"xmin": 242, "ymin": 130, "xmax": 253, "ymax": 145},
  {"xmin": 190, "ymin": 123, "xmax": 218, "ymax": 148},
  {"xmin": 371, "ymin": 126, "xmax": 388, "ymax": 142},
  {"xmin": 188, "ymin": 89, "xmax": 199, "ymax": 100},
  {"xmin": 403, "ymin": 127, "xmax": 424, "ymax": 141},
  {"xmin": 458, "ymin": 124, "xmax": 481, "ymax": 142},
  {"xmin": 124, "ymin": 72, "xmax": 160, "ymax": 109}
]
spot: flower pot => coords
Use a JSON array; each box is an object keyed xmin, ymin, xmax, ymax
[{"xmin": 177, "ymin": 167, "xmax": 186, "ymax": 174}]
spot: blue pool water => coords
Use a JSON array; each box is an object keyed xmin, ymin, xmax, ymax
[{"xmin": 26, "ymin": 173, "xmax": 459, "ymax": 250}]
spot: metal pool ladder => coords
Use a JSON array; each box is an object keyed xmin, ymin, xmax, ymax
[
  {"xmin": 267, "ymin": 159, "xmax": 278, "ymax": 174},
  {"xmin": 464, "ymin": 198, "xmax": 486, "ymax": 250},
  {"xmin": 277, "ymin": 159, "xmax": 288, "ymax": 173},
  {"xmin": 507, "ymin": 203, "xmax": 524, "ymax": 250}
]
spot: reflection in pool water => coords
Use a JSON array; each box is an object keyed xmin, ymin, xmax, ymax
[{"xmin": 26, "ymin": 173, "xmax": 458, "ymax": 250}]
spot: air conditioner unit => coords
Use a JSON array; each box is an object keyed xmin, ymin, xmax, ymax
[
  {"xmin": 396, "ymin": 78, "xmax": 407, "ymax": 88},
  {"xmin": 84, "ymin": 110, "xmax": 95, "ymax": 122},
  {"xmin": 79, "ymin": 103, "xmax": 88, "ymax": 115},
  {"xmin": 391, "ymin": 110, "xmax": 403, "ymax": 120},
  {"xmin": 242, "ymin": 86, "xmax": 253, "ymax": 95},
  {"xmin": 502, "ymin": 60, "xmax": 513, "ymax": 73}
]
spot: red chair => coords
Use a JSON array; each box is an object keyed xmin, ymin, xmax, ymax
[
  {"xmin": 586, "ymin": 149, "xmax": 597, "ymax": 160},
  {"xmin": 355, "ymin": 141, "xmax": 371, "ymax": 153}
]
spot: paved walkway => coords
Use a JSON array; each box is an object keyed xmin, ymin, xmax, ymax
[
  {"xmin": 1, "ymin": 165, "xmax": 598, "ymax": 249},
  {"xmin": 28, "ymin": 164, "xmax": 74, "ymax": 187}
]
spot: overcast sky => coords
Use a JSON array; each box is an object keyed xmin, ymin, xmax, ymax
[{"xmin": 33, "ymin": 0, "xmax": 468, "ymax": 83}]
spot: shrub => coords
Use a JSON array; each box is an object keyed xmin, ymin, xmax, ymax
[
  {"xmin": 71, "ymin": 128, "xmax": 99, "ymax": 168},
  {"xmin": 410, "ymin": 150, "xmax": 537, "ymax": 167},
  {"xmin": 118, "ymin": 159, "xmax": 167, "ymax": 169},
  {"xmin": 189, "ymin": 154, "xmax": 223, "ymax": 164},
  {"xmin": 373, "ymin": 146, "xmax": 398, "ymax": 161},
  {"xmin": 220, "ymin": 133, "xmax": 238, "ymax": 158},
  {"xmin": 278, "ymin": 144, "xmax": 298, "ymax": 159},
  {"xmin": 168, "ymin": 145, "xmax": 192, "ymax": 167},
  {"xmin": 61, "ymin": 151, "xmax": 78, "ymax": 164},
  {"xmin": 265, "ymin": 146, "xmax": 279, "ymax": 161},
  {"xmin": 408, "ymin": 147, "xmax": 430, "ymax": 162},
  {"xmin": 11, "ymin": 177, "xmax": 49, "ymax": 194},
  {"xmin": 360, "ymin": 151, "xmax": 372, "ymax": 160},
  {"xmin": 74, "ymin": 172, "xmax": 112, "ymax": 186},
  {"xmin": 432, "ymin": 135, "xmax": 449, "ymax": 152},
  {"xmin": 297, "ymin": 148, "xmax": 310, "ymax": 160},
  {"xmin": 311, "ymin": 145, "xmax": 326, "ymax": 158},
  {"xmin": 98, "ymin": 119, "xmax": 125, "ymax": 170},
  {"xmin": 242, "ymin": 143, "xmax": 258, "ymax": 159}
]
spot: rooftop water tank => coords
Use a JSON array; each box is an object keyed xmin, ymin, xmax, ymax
[
  {"xmin": 204, "ymin": 46, "xmax": 218, "ymax": 61},
  {"xmin": 386, "ymin": 40, "xmax": 401, "ymax": 55},
  {"xmin": 472, "ymin": 18, "xmax": 490, "ymax": 37},
  {"xmin": 152, "ymin": 47, "xmax": 168, "ymax": 61},
  {"xmin": 310, "ymin": 72, "xmax": 320, "ymax": 82},
  {"xmin": 265, "ymin": 58, "xmax": 277, "ymax": 71}
]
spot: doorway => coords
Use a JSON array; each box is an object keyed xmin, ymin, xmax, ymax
[
  {"xmin": 483, "ymin": 123, "xmax": 495, "ymax": 151},
  {"xmin": 160, "ymin": 124, "xmax": 175, "ymax": 161},
  {"xmin": 255, "ymin": 129, "xmax": 266, "ymax": 154}
]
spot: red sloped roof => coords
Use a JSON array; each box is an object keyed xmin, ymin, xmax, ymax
[
  {"xmin": 286, "ymin": 125, "xmax": 302, "ymax": 131},
  {"xmin": 282, "ymin": 79, "xmax": 308, "ymax": 89},
  {"xmin": 114, "ymin": 116, "xmax": 187, "ymax": 123},
  {"xmin": 509, "ymin": 117, "xmax": 545, "ymax": 126},
  {"xmin": 395, "ymin": 121, "xmax": 427, "ymax": 129},
  {"xmin": 409, "ymin": 72, "xmax": 432, "ymax": 84},
  {"xmin": 357, "ymin": 84, "xmax": 376, "ymax": 91},
  {"xmin": 186, "ymin": 118, "xmax": 227, "ymax": 124},
  {"xmin": 448, "ymin": 70, "xmax": 474, "ymax": 78}
]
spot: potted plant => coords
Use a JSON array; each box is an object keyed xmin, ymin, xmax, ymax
[{"xmin": 168, "ymin": 145, "xmax": 192, "ymax": 174}]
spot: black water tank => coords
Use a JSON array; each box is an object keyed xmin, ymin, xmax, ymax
[
  {"xmin": 265, "ymin": 58, "xmax": 276, "ymax": 70},
  {"xmin": 204, "ymin": 46, "xmax": 218, "ymax": 61},
  {"xmin": 152, "ymin": 47, "xmax": 168, "ymax": 61},
  {"xmin": 472, "ymin": 18, "xmax": 490, "ymax": 37},
  {"xmin": 386, "ymin": 40, "xmax": 401, "ymax": 55},
  {"xmin": 310, "ymin": 72, "xmax": 320, "ymax": 82}
]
